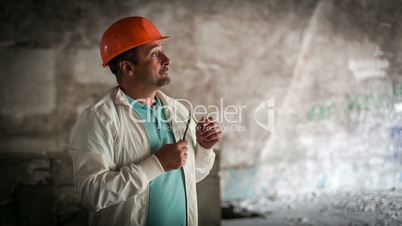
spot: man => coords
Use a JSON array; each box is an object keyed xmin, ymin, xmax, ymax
[{"xmin": 69, "ymin": 16, "xmax": 222, "ymax": 226}]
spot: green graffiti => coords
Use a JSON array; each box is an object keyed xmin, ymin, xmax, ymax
[
  {"xmin": 395, "ymin": 84, "xmax": 402, "ymax": 97},
  {"xmin": 347, "ymin": 95, "xmax": 389, "ymax": 111},
  {"xmin": 308, "ymin": 103, "xmax": 335, "ymax": 120},
  {"xmin": 348, "ymin": 96, "xmax": 368, "ymax": 111}
]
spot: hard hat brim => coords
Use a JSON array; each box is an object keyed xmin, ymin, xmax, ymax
[{"xmin": 102, "ymin": 35, "xmax": 171, "ymax": 67}]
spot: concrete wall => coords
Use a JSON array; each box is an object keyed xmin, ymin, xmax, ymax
[
  {"xmin": 0, "ymin": 0, "xmax": 227, "ymax": 224},
  {"xmin": 1, "ymin": 0, "xmax": 402, "ymax": 224},
  {"xmin": 221, "ymin": 0, "xmax": 402, "ymax": 200}
]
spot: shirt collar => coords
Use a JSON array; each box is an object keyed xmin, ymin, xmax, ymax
[
  {"xmin": 111, "ymin": 86, "xmax": 173, "ymax": 121},
  {"xmin": 125, "ymin": 94, "xmax": 156, "ymax": 111},
  {"xmin": 125, "ymin": 93, "xmax": 165, "ymax": 118}
]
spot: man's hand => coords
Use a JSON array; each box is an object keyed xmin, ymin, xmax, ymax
[
  {"xmin": 155, "ymin": 140, "xmax": 188, "ymax": 171},
  {"xmin": 196, "ymin": 117, "xmax": 222, "ymax": 149}
]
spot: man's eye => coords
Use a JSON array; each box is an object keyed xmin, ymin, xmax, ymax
[{"xmin": 151, "ymin": 51, "xmax": 160, "ymax": 57}]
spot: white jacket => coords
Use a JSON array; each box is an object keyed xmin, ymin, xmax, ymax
[{"xmin": 69, "ymin": 87, "xmax": 215, "ymax": 226}]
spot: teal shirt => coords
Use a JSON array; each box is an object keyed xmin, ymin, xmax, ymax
[{"xmin": 125, "ymin": 95, "xmax": 187, "ymax": 226}]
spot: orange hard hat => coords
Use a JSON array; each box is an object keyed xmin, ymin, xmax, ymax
[{"xmin": 100, "ymin": 16, "xmax": 170, "ymax": 67}]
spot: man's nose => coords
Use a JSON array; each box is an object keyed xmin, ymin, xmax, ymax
[{"xmin": 160, "ymin": 52, "xmax": 170, "ymax": 66}]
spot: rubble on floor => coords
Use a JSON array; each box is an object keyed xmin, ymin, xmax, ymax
[{"xmin": 223, "ymin": 189, "xmax": 402, "ymax": 226}]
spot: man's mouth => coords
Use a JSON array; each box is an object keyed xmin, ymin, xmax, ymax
[{"xmin": 160, "ymin": 67, "xmax": 169, "ymax": 75}]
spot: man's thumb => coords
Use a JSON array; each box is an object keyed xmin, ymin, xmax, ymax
[{"xmin": 177, "ymin": 140, "xmax": 188, "ymax": 146}]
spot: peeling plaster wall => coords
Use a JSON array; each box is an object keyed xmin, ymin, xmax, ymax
[{"xmin": 222, "ymin": 0, "xmax": 402, "ymax": 200}]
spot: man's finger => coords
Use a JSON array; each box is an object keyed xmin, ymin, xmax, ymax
[
  {"xmin": 198, "ymin": 119, "xmax": 216, "ymax": 128},
  {"xmin": 197, "ymin": 117, "xmax": 205, "ymax": 125},
  {"xmin": 200, "ymin": 123, "xmax": 219, "ymax": 135},
  {"xmin": 177, "ymin": 140, "xmax": 188, "ymax": 148},
  {"xmin": 198, "ymin": 117, "xmax": 214, "ymax": 125},
  {"xmin": 203, "ymin": 118, "xmax": 216, "ymax": 126},
  {"xmin": 202, "ymin": 121, "xmax": 217, "ymax": 128},
  {"xmin": 204, "ymin": 131, "xmax": 222, "ymax": 142},
  {"xmin": 205, "ymin": 137, "xmax": 220, "ymax": 144}
]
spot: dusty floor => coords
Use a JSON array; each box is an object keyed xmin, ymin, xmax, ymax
[{"xmin": 222, "ymin": 189, "xmax": 402, "ymax": 226}]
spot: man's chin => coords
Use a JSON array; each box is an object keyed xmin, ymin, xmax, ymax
[{"xmin": 156, "ymin": 77, "xmax": 171, "ymax": 87}]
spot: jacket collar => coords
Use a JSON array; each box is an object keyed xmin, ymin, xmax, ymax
[
  {"xmin": 111, "ymin": 86, "xmax": 191, "ymax": 141},
  {"xmin": 111, "ymin": 86, "xmax": 171, "ymax": 109}
]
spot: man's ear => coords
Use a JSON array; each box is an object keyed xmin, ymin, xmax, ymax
[{"xmin": 119, "ymin": 60, "xmax": 135, "ymax": 77}]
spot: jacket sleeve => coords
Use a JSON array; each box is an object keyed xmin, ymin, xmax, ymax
[
  {"xmin": 68, "ymin": 108, "xmax": 164, "ymax": 212},
  {"xmin": 192, "ymin": 117, "xmax": 216, "ymax": 182}
]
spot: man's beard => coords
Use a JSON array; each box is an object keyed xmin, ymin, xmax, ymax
[
  {"xmin": 155, "ymin": 67, "xmax": 170, "ymax": 87},
  {"xmin": 155, "ymin": 76, "xmax": 170, "ymax": 87}
]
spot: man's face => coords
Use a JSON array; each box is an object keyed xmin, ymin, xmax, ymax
[{"xmin": 134, "ymin": 40, "xmax": 171, "ymax": 87}]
